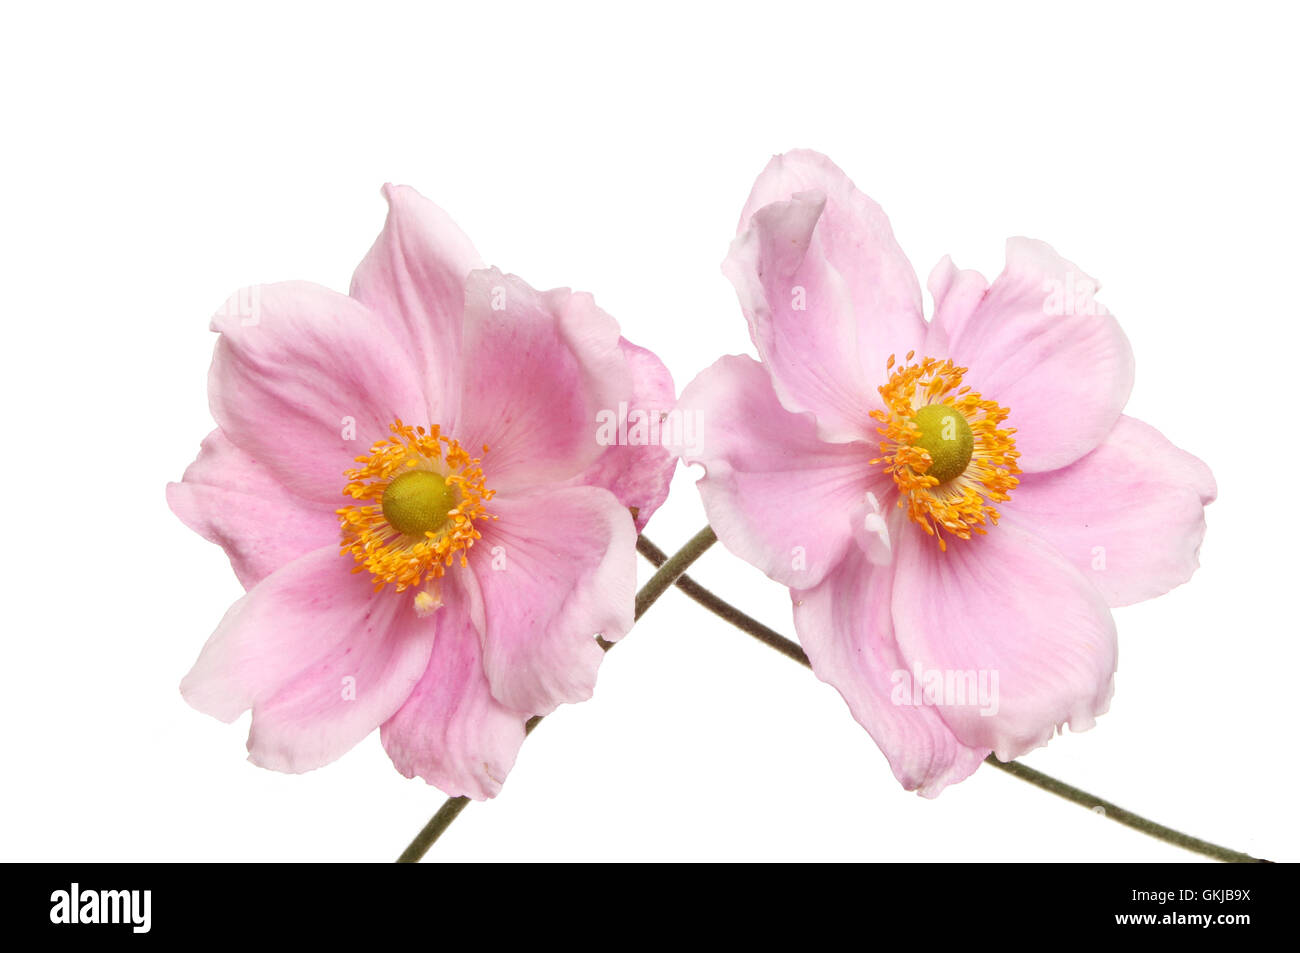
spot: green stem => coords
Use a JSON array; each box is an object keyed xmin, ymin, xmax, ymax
[
  {"xmin": 982, "ymin": 758, "xmax": 1265, "ymax": 863},
  {"xmin": 395, "ymin": 796, "xmax": 469, "ymax": 863},
  {"xmin": 634, "ymin": 533, "xmax": 1268, "ymax": 864},
  {"xmin": 396, "ymin": 526, "xmax": 718, "ymax": 863}
]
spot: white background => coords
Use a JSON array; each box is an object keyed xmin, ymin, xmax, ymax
[{"xmin": 2, "ymin": 1, "xmax": 1296, "ymax": 862}]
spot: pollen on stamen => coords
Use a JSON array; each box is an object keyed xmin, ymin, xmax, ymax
[
  {"xmin": 413, "ymin": 588, "xmax": 443, "ymax": 618},
  {"xmin": 336, "ymin": 419, "xmax": 495, "ymax": 592},
  {"xmin": 872, "ymin": 356, "xmax": 1020, "ymax": 550}
]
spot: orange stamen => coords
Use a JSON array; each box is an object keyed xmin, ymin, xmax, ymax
[
  {"xmin": 337, "ymin": 420, "xmax": 495, "ymax": 592},
  {"xmin": 871, "ymin": 356, "xmax": 1020, "ymax": 550}
]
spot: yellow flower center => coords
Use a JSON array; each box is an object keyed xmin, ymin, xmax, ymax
[
  {"xmin": 381, "ymin": 470, "xmax": 459, "ymax": 537},
  {"xmin": 337, "ymin": 420, "xmax": 494, "ymax": 592},
  {"xmin": 870, "ymin": 353, "xmax": 1020, "ymax": 550},
  {"xmin": 909, "ymin": 403, "xmax": 974, "ymax": 485}
]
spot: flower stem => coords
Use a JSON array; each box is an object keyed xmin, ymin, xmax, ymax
[
  {"xmin": 634, "ymin": 532, "xmax": 1268, "ymax": 864},
  {"xmin": 395, "ymin": 795, "xmax": 469, "ymax": 862},
  {"xmin": 981, "ymin": 758, "xmax": 1265, "ymax": 863},
  {"xmin": 396, "ymin": 526, "xmax": 718, "ymax": 863}
]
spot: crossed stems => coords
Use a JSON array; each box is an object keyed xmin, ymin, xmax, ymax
[{"xmin": 397, "ymin": 527, "xmax": 1266, "ymax": 864}]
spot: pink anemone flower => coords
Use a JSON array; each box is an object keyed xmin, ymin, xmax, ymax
[
  {"xmin": 677, "ymin": 151, "xmax": 1215, "ymax": 796},
  {"xmin": 168, "ymin": 185, "xmax": 675, "ymax": 799}
]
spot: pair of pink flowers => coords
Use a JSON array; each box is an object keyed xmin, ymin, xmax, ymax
[{"xmin": 170, "ymin": 153, "xmax": 1214, "ymax": 800}]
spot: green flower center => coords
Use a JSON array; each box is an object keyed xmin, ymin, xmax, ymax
[
  {"xmin": 910, "ymin": 404, "xmax": 974, "ymax": 485},
  {"xmin": 381, "ymin": 469, "xmax": 459, "ymax": 537}
]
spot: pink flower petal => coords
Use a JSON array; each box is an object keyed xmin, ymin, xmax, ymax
[
  {"xmin": 571, "ymin": 336, "xmax": 678, "ymax": 531},
  {"xmin": 1007, "ymin": 415, "xmax": 1216, "ymax": 607},
  {"xmin": 849, "ymin": 491, "xmax": 893, "ymax": 567},
  {"xmin": 349, "ymin": 184, "xmax": 483, "ymax": 426},
  {"xmin": 381, "ymin": 572, "xmax": 529, "ymax": 800},
  {"xmin": 208, "ymin": 281, "xmax": 430, "ymax": 504},
  {"xmin": 793, "ymin": 540, "xmax": 990, "ymax": 796},
  {"xmin": 931, "ymin": 238, "xmax": 1135, "ymax": 473},
  {"xmin": 456, "ymin": 270, "xmax": 627, "ymax": 492},
  {"xmin": 470, "ymin": 485, "xmax": 635, "ymax": 715},
  {"xmin": 727, "ymin": 150, "xmax": 926, "ymax": 440},
  {"xmin": 924, "ymin": 254, "xmax": 989, "ymax": 353},
  {"xmin": 167, "ymin": 429, "xmax": 339, "ymax": 589},
  {"xmin": 677, "ymin": 354, "xmax": 883, "ymax": 588},
  {"xmin": 891, "ymin": 521, "xmax": 1117, "ymax": 762},
  {"xmin": 181, "ymin": 546, "xmax": 436, "ymax": 773}
]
